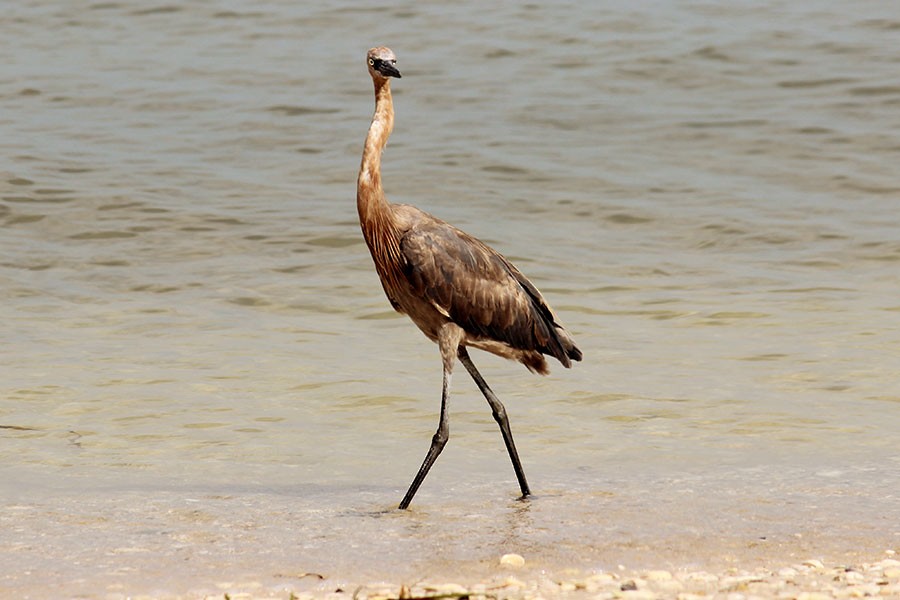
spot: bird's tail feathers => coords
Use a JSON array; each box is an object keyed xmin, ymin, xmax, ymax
[{"xmin": 553, "ymin": 325, "xmax": 582, "ymax": 367}]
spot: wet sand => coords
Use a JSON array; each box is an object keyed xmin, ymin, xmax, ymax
[
  {"xmin": 99, "ymin": 554, "xmax": 900, "ymax": 600},
  {"xmin": 3, "ymin": 480, "xmax": 898, "ymax": 599}
]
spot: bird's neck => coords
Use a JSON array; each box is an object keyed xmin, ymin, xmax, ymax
[{"xmin": 358, "ymin": 78, "xmax": 401, "ymax": 254}]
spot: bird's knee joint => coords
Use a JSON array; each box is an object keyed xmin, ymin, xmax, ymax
[{"xmin": 432, "ymin": 429, "xmax": 449, "ymax": 447}]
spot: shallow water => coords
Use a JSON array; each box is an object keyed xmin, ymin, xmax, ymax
[{"xmin": 2, "ymin": 1, "xmax": 900, "ymax": 597}]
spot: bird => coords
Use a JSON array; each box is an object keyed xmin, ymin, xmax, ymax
[{"xmin": 357, "ymin": 47, "xmax": 582, "ymax": 510}]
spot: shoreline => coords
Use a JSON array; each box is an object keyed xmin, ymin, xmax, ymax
[
  {"xmin": 344, "ymin": 556, "xmax": 900, "ymax": 600},
  {"xmin": 91, "ymin": 554, "xmax": 900, "ymax": 600},
  {"xmin": 5, "ymin": 486, "xmax": 899, "ymax": 599}
]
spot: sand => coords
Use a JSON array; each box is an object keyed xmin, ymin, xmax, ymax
[{"xmin": 100, "ymin": 553, "xmax": 900, "ymax": 600}]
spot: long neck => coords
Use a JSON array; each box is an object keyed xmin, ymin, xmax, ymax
[
  {"xmin": 358, "ymin": 78, "xmax": 397, "ymax": 246},
  {"xmin": 357, "ymin": 77, "xmax": 406, "ymax": 288}
]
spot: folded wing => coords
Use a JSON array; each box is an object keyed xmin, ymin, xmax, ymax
[{"xmin": 399, "ymin": 218, "xmax": 580, "ymax": 369}]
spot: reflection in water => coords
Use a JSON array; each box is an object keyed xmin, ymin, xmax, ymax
[{"xmin": 497, "ymin": 497, "xmax": 535, "ymax": 558}]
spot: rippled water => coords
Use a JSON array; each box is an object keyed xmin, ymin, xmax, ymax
[{"xmin": 2, "ymin": 1, "xmax": 900, "ymax": 597}]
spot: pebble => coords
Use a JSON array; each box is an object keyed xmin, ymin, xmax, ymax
[
  {"xmin": 154, "ymin": 555, "xmax": 900, "ymax": 600},
  {"xmin": 778, "ymin": 567, "xmax": 799, "ymax": 578},
  {"xmin": 682, "ymin": 571, "xmax": 719, "ymax": 584},
  {"xmin": 424, "ymin": 582, "xmax": 468, "ymax": 595},
  {"xmin": 500, "ymin": 552, "xmax": 525, "ymax": 568},
  {"xmin": 841, "ymin": 570, "xmax": 865, "ymax": 584},
  {"xmin": 620, "ymin": 579, "xmax": 639, "ymax": 591}
]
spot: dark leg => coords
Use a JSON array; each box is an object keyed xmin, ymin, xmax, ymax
[
  {"xmin": 398, "ymin": 364, "xmax": 451, "ymax": 510},
  {"xmin": 458, "ymin": 347, "xmax": 531, "ymax": 499}
]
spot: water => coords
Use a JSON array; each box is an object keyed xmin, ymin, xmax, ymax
[{"xmin": 2, "ymin": 1, "xmax": 899, "ymax": 596}]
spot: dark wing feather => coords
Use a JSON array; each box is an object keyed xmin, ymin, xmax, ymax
[{"xmin": 399, "ymin": 218, "xmax": 574, "ymax": 366}]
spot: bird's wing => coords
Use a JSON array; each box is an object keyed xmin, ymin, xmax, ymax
[{"xmin": 399, "ymin": 218, "xmax": 568, "ymax": 361}]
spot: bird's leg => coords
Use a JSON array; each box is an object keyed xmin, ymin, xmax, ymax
[
  {"xmin": 398, "ymin": 361, "xmax": 451, "ymax": 510},
  {"xmin": 457, "ymin": 347, "xmax": 532, "ymax": 499}
]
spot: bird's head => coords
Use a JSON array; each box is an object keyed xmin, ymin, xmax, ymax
[{"xmin": 367, "ymin": 47, "xmax": 402, "ymax": 81}]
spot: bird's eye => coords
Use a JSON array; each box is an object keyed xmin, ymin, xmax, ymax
[{"xmin": 368, "ymin": 58, "xmax": 375, "ymax": 66}]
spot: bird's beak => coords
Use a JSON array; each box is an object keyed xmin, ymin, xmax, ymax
[{"xmin": 378, "ymin": 61, "xmax": 402, "ymax": 79}]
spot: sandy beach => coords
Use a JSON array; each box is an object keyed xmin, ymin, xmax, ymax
[{"xmin": 98, "ymin": 554, "xmax": 900, "ymax": 599}]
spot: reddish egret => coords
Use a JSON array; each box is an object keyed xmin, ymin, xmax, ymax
[{"xmin": 357, "ymin": 47, "xmax": 581, "ymax": 509}]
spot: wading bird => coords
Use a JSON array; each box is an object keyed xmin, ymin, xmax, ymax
[{"xmin": 357, "ymin": 47, "xmax": 582, "ymax": 510}]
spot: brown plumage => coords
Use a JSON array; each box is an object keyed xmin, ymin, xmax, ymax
[{"xmin": 357, "ymin": 47, "xmax": 582, "ymax": 509}]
